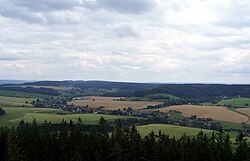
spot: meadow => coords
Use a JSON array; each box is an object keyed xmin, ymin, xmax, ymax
[
  {"xmin": 70, "ymin": 96, "xmax": 161, "ymax": 110},
  {"xmin": 217, "ymin": 97, "xmax": 250, "ymax": 108},
  {"xmin": 0, "ymin": 96, "xmax": 34, "ymax": 107},
  {"xmin": 137, "ymin": 124, "xmax": 250, "ymax": 143},
  {"xmin": 0, "ymin": 107, "xmax": 141, "ymax": 127},
  {"xmin": 137, "ymin": 124, "xmax": 213, "ymax": 138},
  {"xmin": 158, "ymin": 105, "xmax": 249, "ymax": 124}
]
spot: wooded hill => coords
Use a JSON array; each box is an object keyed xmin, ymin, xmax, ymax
[{"xmin": 1, "ymin": 81, "xmax": 250, "ymax": 98}]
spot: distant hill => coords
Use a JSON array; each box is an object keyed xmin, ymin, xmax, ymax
[
  {"xmin": 0, "ymin": 80, "xmax": 32, "ymax": 85},
  {"xmin": 23, "ymin": 80, "xmax": 158, "ymax": 90},
  {"xmin": 1, "ymin": 80, "xmax": 250, "ymax": 98},
  {"xmin": 133, "ymin": 84, "xmax": 250, "ymax": 98}
]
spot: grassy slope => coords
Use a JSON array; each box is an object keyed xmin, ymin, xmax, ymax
[
  {"xmin": 0, "ymin": 107, "xmax": 60, "ymax": 126},
  {"xmin": 10, "ymin": 113, "xmax": 138, "ymax": 125},
  {"xmin": 217, "ymin": 97, "xmax": 250, "ymax": 108},
  {"xmin": 0, "ymin": 96, "xmax": 34, "ymax": 107},
  {"xmin": 220, "ymin": 121, "xmax": 245, "ymax": 130},
  {"xmin": 137, "ymin": 124, "xmax": 213, "ymax": 138},
  {"xmin": 137, "ymin": 124, "xmax": 250, "ymax": 143},
  {"xmin": 0, "ymin": 107, "xmax": 141, "ymax": 127}
]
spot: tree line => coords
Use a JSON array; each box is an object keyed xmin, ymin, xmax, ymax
[{"xmin": 0, "ymin": 117, "xmax": 250, "ymax": 161}]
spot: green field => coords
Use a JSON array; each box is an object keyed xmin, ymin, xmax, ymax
[
  {"xmin": 0, "ymin": 90, "xmax": 50, "ymax": 99},
  {"xmin": 169, "ymin": 111, "xmax": 183, "ymax": 119},
  {"xmin": 0, "ymin": 107, "xmax": 61, "ymax": 126},
  {"xmin": 220, "ymin": 121, "xmax": 245, "ymax": 130},
  {"xmin": 217, "ymin": 97, "xmax": 250, "ymax": 108},
  {"xmin": 136, "ymin": 124, "xmax": 250, "ymax": 143},
  {"xmin": 126, "ymin": 93, "xmax": 179, "ymax": 102},
  {"xmin": 0, "ymin": 96, "xmax": 34, "ymax": 107},
  {"xmin": 0, "ymin": 107, "xmax": 141, "ymax": 127},
  {"xmin": 137, "ymin": 124, "xmax": 213, "ymax": 138}
]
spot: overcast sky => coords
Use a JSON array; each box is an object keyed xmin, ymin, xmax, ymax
[{"xmin": 0, "ymin": 0, "xmax": 250, "ymax": 83}]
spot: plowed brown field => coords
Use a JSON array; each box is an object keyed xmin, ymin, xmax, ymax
[{"xmin": 159, "ymin": 105, "xmax": 248, "ymax": 124}]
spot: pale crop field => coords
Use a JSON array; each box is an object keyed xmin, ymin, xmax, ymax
[
  {"xmin": 158, "ymin": 105, "xmax": 248, "ymax": 124},
  {"xmin": 236, "ymin": 108, "xmax": 250, "ymax": 116},
  {"xmin": 70, "ymin": 96, "xmax": 161, "ymax": 110},
  {"xmin": 236, "ymin": 108, "xmax": 250, "ymax": 124}
]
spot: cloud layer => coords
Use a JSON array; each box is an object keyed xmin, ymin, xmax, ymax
[{"xmin": 0, "ymin": 0, "xmax": 250, "ymax": 83}]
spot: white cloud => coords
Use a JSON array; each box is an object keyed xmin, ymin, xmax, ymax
[{"xmin": 0, "ymin": 0, "xmax": 250, "ymax": 83}]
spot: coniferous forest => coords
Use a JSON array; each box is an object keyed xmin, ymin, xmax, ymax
[{"xmin": 0, "ymin": 117, "xmax": 249, "ymax": 161}]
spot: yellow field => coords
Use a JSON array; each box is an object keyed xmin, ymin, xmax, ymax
[
  {"xmin": 70, "ymin": 96, "xmax": 161, "ymax": 110},
  {"xmin": 236, "ymin": 108, "xmax": 250, "ymax": 124},
  {"xmin": 236, "ymin": 108, "xmax": 250, "ymax": 116},
  {"xmin": 158, "ymin": 105, "xmax": 248, "ymax": 124}
]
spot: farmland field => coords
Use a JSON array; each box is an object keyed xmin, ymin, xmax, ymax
[
  {"xmin": 217, "ymin": 97, "xmax": 250, "ymax": 108},
  {"xmin": 0, "ymin": 96, "xmax": 34, "ymax": 107},
  {"xmin": 158, "ymin": 105, "xmax": 249, "ymax": 124},
  {"xmin": 0, "ymin": 107, "xmax": 141, "ymax": 127},
  {"xmin": 0, "ymin": 107, "xmax": 61, "ymax": 126},
  {"xmin": 70, "ymin": 96, "xmax": 161, "ymax": 110},
  {"xmin": 137, "ymin": 124, "xmax": 250, "ymax": 143},
  {"xmin": 220, "ymin": 121, "xmax": 245, "ymax": 130},
  {"xmin": 236, "ymin": 108, "xmax": 250, "ymax": 116},
  {"xmin": 137, "ymin": 124, "xmax": 213, "ymax": 138},
  {"xmin": 236, "ymin": 108, "xmax": 250, "ymax": 124}
]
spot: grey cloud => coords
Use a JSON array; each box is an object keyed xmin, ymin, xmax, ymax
[
  {"xmin": 0, "ymin": 0, "xmax": 83, "ymax": 24},
  {"xmin": 215, "ymin": 2, "xmax": 250, "ymax": 28},
  {"xmin": 85, "ymin": 0, "xmax": 156, "ymax": 14},
  {"xmin": 0, "ymin": 54, "xmax": 26, "ymax": 61},
  {"xmin": 113, "ymin": 26, "xmax": 138, "ymax": 38},
  {"xmin": 9, "ymin": 0, "xmax": 81, "ymax": 11},
  {"xmin": 0, "ymin": 2, "xmax": 44, "ymax": 23}
]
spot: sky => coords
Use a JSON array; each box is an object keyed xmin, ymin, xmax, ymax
[{"xmin": 0, "ymin": 0, "xmax": 250, "ymax": 83}]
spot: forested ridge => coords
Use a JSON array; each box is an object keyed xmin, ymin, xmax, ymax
[
  {"xmin": 0, "ymin": 118, "xmax": 249, "ymax": 161},
  {"xmin": 3, "ymin": 81, "xmax": 250, "ymax": 98}
]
